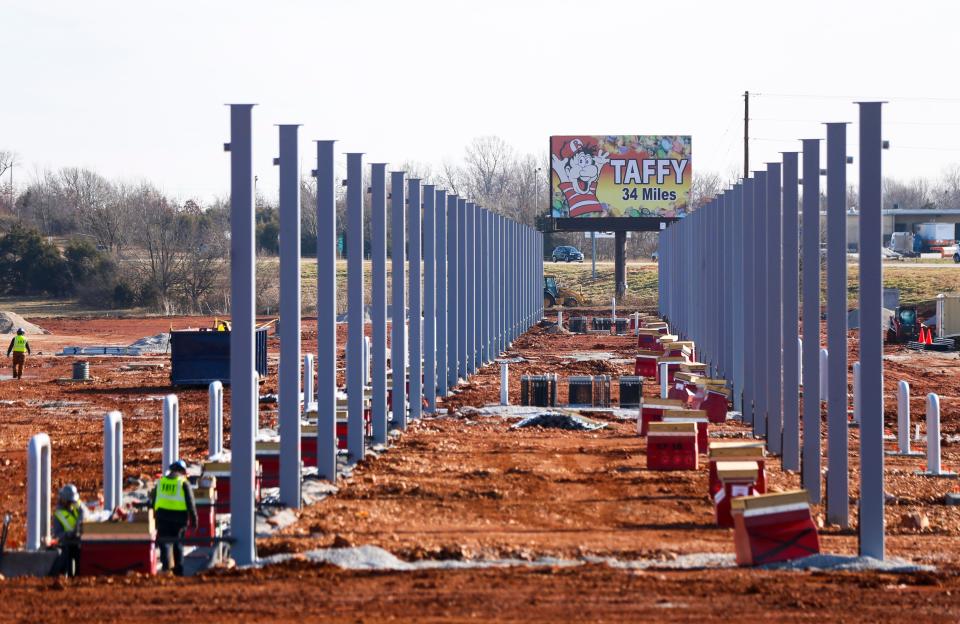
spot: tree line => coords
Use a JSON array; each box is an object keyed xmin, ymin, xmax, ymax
[{"xmin": 2, "ymin": 143, "xmax": 957, "ymax": 312}]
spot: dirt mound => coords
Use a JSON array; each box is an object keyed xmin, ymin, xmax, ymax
[{"xmin": 0, "ymin": 311, "xmax": 48, "ymax": 335}]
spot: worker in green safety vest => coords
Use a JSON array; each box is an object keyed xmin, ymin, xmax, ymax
[
  {"xmin": 51, "ymin": 484, "xmax": 85, "ymax": 576},
  {"xmin": 151, "ymin": 460, "xmax": 198, "ymax": 576},
  {"xmin": 5, "ymin": 328, "xmax": 31, "ymax": 380}
]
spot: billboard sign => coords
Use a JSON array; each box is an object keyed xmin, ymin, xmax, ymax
[{"xmin": 550, "ymin": 135, "xmax": 692, "ymax": 220}]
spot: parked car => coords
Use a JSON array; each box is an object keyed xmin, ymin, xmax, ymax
[{"xmin": 551, "ymin": 245, "xmax": 584, "ymax": 262}]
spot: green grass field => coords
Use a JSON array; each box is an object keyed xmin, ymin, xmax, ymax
[{"xmin": 7, "ymin": 257, "xmax": 960, "ymax": 318}]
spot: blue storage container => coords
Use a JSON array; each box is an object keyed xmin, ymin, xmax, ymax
[{"xmin": 170, "ymin": 327, "xmax": 268, "ymax": 386}]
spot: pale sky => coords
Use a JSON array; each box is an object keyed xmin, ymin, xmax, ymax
[{"xmin": 3, "ymin": 0, "xmax": 960, "ymax": 203}]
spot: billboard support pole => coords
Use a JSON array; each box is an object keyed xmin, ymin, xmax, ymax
[
  {"xmin": 615, "ymin": 231, "xmax": 626, "ymax": 298},
  {"xmin": 592, "ymin": 231, "xmax": 597, "ymax": 279}
]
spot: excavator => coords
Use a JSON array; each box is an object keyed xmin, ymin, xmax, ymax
[
  {"xmin": 543, "ymin": 275, "xmax": 584, "ymax": 308},
  {"xmin": 887, "ymin": 305, "xmax": 919, "ymax": 344}
]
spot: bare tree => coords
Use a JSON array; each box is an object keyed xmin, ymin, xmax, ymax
[
  {"xmin": 438, "ymin": 160, "xmax": 466, "ymax": 197},
  {"xmin": 179, "ymin": 201, "xmax": 228, "ymax": 312},
  {"xmin": 883, "ymin": 177, "xmax": 933, "ymax": 210},
  {"xmin": 936, "ymin": 165, "xmax": 960, "ymax": 209},
  {"xmin": 688, "ymin": 170, "xmax": 725, "ymax": 211},
  {"xmin": 462, "ymin": 136, "xmax": 513, "ymax": 207},
  {"xmin": 503, "ymin": 153, "xmax": 546, "ymax": 225},
  {"xmin": 131, "ymin": 183, "xmax": 185, "ymax": 311},
  {"xmin": 0, "ymin": 151, "xmax": 15, "ymax": 214}
]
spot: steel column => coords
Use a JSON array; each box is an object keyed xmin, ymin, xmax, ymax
[
  {"xmin": 742, "ymin": 177, "xmax": 755, "ymax": 424},
  {"xmin": 754, "ymin": 171, "xmax": 769, "ymax": 436},
  {"xmin": 447, "ymin": 195, "xmax": 459, "ymax": 388},
  {"xmin": 391, "ymin": 172, "xmax": 407, "ymax": 429},
  {"xmin": 408, "ymin": 179, "xmax": 423, "ymax": 421},
  {"xmin": 346, "ymin": 153, "xmax": 366, "ymax": 462},
  {"xmin": 458, "ymin": 198, "xmax": 468, "ymax": 379},
  {"xmin": 825, "ymin": 122, "xmax": 850, "ymax": 528},
  {"xmin": 315, "ymin": 141, "xmax": 337, "ymax": 483},
  {"xmin": 423, "ymin": 185, "xmax": 437, "ymax": 411},
  {"xmin": 782, "ymin": 152, "xmax": 800, "ymax": 471},
  {"xmin": 467, "ymin": 202, "xmax": 477, "ymax": 375},
  {"xmin": 371, "ymin": 164, "xmax": 388, "ymax": 443},
  {"xmin": 436, "ymin": 190, "xmax": 448, "ymax": 397},
  {"xmin": 277, "ymin": 124, "xmax": 302, "ymax": 508},
  {"xmin": 858, "ymin": 101, "xmax": 885, "ymax": 558},
  {"xmin": 801, "ymin": 138, "xmax": 822, "ymax": 503},
  {"xmin": 767, "ymin": 162, "xmax": 783, "ymax": 454},
  {"xmin": 227, "ymin": 103, "xmax": 256, "ymax": 566}
]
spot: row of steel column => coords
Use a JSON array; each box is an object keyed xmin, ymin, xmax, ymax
[
  {"xmin": 659, "ymin": 102, "xmax": 886, "ymax": 559},
  {"xmin": 226, "ymin": 105, "xmax": 543, "ymax": 565}
]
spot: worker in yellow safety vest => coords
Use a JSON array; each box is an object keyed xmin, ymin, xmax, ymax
[
  {"xmin": 51, "ymin": 484, "xmax": 85, "ymax": 576},
  {"xmin": 151, "ymin": 460, "xmax": 198, "ymax": 576},
  {"xmin": 5, "ymin": 328, "xmax": 30, "ymax": 380}
]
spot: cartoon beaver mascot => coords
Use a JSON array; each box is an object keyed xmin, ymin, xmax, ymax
[{"xmin": 551, "ymin": 138, "xmax": 610, "ymax": 217}]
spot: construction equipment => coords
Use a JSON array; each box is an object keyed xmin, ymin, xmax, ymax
[
  {"xmin": 887, "ymin": 232, "xmax": 918, "ymax": 258},
  {"xmin": 887, "ymin": 305, "xmax": 919, "ymax": 344},
  {"xmin": 543, "ymin": 275, "xmax": 584, "ymax": 308}
]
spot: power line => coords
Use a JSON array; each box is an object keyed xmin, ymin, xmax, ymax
[
  {"xmin": 755, "ymin": 92, "xmax": 960, "ymax": 104},
  {"xmin": 749, "ymin": 137, "xmax": 960, "ymax": 156},
  {"xmin": 751, "ymin": 117, "xmax": 960, "ymax": 126}
]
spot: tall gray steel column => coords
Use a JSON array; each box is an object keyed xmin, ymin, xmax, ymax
[
  {"xmin": 766, "ymin": 162, "xmax": 783, "ymax": 454},
  {"xmin": 408, "ymin": 179, "xmax": 423, "ymax": 421},
  {"xmin": 782, "ymin": 152, "xmax": 801, "ymax": 471},
  {"xmin": 436, "ymin": 190, "xmax": 448, "ymax": 397},
  {"xmin": 497, "ymin": 215, "xmax": 505, "ymax": 353},
  {"xmin": 370, "ymin": 164, "xmax": 388, "ymax": 443},
  {"xmin": 466, "ymin": 203, "xmax": 477, "ymax": 375},
  {"xmin": 447, "ymin": 195, "xmax": 459, "ymax": 388},
  {"xmin": 742, "ymin": 178, "xmax": 755, "ymax": 424},
  {"xmin": 801, "ymin": 138, "xmax": 822, "ymax": 503},
  {"xmin": 733, "ymin": 184, "xmax": 746, "ymax": 407},
  {"xmin": 226, "ymin": 103, "xmax": 256, "ymax": 566},
  {"xmin": 315, "ymin": 141, "xmax": 337, "ymax": 483},
  {"xmin": 458, "ymin": 198, "xmax": 468, "ymax": 379},
  {"xmin": 753, "ymin": 171, "xmax": 769, "ymax": 436},
  {"xmin": 423, "ymin": 185, "xmax": 437, "ymax": 411},
  {"xmin": 481, "ymin": 209, "xmax": 489, "ymax": 363},
  {"xmin": 277, "ymin": 124, "xmax": 302, "ymax": 509},
  {"xmin": 825, "ymin": 122, "xmax": 850, "ymax": 528},
  {"xmin": 391, "ymin": 172, "xmax": 407, "ymax": 429},
  {"xmin": 858, "ymin": 101, "xmax": 885, "ymax": 558},
  {"xmin": 346, "ymin": 153, "xmax": 366, "ymax": 463}
]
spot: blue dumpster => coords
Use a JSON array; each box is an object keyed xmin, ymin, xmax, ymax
[{"xmin": 170, "ymin": 327, "xmax": 268, "ymax": 386}]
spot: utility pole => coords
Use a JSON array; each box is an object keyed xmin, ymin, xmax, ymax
[
  {"xmin": 743, "ymin": 91, "xmax": 750, "ymax": 178},
  {"xmin": 591, "ymin": 231, "xmax": 597, "ymax": 279}
]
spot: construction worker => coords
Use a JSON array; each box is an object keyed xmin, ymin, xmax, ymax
[
  {"xmin": 51, "ymin": 484, "xmax": 85, "ymax": 576},
  {"xmin": 6, "ymin": 328, "xmax": 30, "ymax": 379},
  {"xmin": 152, "ymin": 460, "xmax": 197, "ymax": 576}
]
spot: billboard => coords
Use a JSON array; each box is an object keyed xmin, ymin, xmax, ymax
[{"xmin": 550, "ymin": 135, "xmax": 692, "ymax": 219}]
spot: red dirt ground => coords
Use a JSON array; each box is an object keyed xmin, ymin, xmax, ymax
[{"xmin": 0, "ymin": 313, "xmax": 959, "ymax": 621}]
